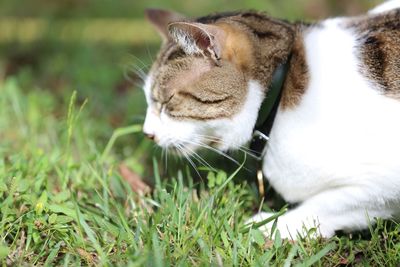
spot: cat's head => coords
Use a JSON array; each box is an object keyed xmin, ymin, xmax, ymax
[{"xmin": 142, "ymin": 9, "xmax": 294, "ymax": 155}]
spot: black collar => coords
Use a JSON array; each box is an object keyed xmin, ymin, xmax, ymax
[{"xmin": 250, "ymin": 59, "xmax": 291, "ymax": 160}]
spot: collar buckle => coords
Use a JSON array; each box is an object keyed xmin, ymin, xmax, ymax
[{"xmin": 251, "ymin": 130, "xmax": 269, "ymax": 161}]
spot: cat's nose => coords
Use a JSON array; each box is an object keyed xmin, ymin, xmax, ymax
[{"xmin": 144, "ymin": 133, "xmax": 155, "ymax": 140}]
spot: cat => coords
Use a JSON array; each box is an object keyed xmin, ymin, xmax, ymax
[{"xmin": 142, "ymin": 0, "xmax": 400, "ymax": 239}]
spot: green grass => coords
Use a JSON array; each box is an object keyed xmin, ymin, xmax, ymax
[
  {"xmin": 1, "ymin": 76, "xmax": 400, "ymax": 266},
  {"xmin": 1, "ymin": 0, "xmax": 400, "ymax": 265}
]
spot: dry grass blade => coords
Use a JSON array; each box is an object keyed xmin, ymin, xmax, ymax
[
  {"xmin": 119, "ymin": 164, "xmax": 151, "ymax": 195},
  {"xmin": 76, "ymin": 248, "xmax": 98, "ymax": 266}
]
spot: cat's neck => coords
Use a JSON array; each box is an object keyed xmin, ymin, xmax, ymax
[{"xmin": 231, "ymin": 13, "xmax": 311, "ymax": 109}]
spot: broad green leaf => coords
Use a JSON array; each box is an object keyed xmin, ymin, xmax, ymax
[
  {"xmin": 251, "ymin": 229, "xmax": 265, "ymax": 246},
  {"xmin": 274, "ymin": 230, "xmax": 282, "ymax": 248},
  {"xmin": 0, "ymin": 245, "xmax": 9, "ymax": 260},
  {"xmin": 48, "ymin": 213, "xmax": 58, "ymax": 224},
  {"xmin": 0, "ymin": 181, "xmax": 7, "ymax": 192},
  {"xmin": 48, "ymin": 204, "xmax": 78, "ymax": 220},
  {"xmin": 207, "ymin": 172, "xmax": 216, "ymax": 188},
  {"xmin": 35, "ymin": 191, "xmax": 48, "ymax": 215},
  {"xmin": 52, "ymin": 191, "xmax": 71, "ymax": 203},
  {"xmin": 55, "ymin": 215, "xmax": 74, "ymax": 224},
  {"xmin": 216, "ymin": 171, "xmax": 227, "ymax": 186}
]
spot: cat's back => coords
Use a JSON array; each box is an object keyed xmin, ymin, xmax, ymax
[
  {"xmin": 295, "ymin": 2, "xmax": 400, "ymax": 113},
  {"xmin": 302, "ymin": 2, "xmax": 400, "ymax": 96},
  {"xmin": 350, "ymin": 7, "xmax": 400, "ymax": 99}
]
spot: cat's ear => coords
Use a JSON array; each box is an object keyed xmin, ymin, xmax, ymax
[
  {"xmin": 145, "ymin": 9, "xmax": 186, "ymax": 41},
  {"xmin": 168, "ymin": 22, "xmax": 226, "ymax": 61}
]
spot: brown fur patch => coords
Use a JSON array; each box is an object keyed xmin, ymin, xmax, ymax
[
  {"xmin": 228, "ymin": 13, "xmax": 296, "ymax": 88},
  {"xmin": 350, "ymin": 9, "xmax": 400, "ymax": 100},
  {"xmin": 216, "ymin": 22, "xmax": 255, "ymax": 72},
  {"xmin": 280, "ymin": 28, "xmax": 309, "ymax": 110}
]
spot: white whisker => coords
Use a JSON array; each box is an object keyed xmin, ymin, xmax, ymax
[
  {"xmin": 183, "ymin": 145, "xmax": 216, "ymax": 171},
  {"xmin": 176, "ymin": 143, "xmax": 202, "ymax": 178},
  {"xmin": 182, "ymin": 139, "xmax": 240, "ymax": 166},
  {"xmin": 191, "ymin": 133, "xmax": 260, "ymax": 158},
  {"xmin": 125, "ymin": 64, "xmax": 147, "ymax": 83}
]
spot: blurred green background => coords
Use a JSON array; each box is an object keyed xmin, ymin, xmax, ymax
[
  {"xmin": 1, "ymin": 2, "xmax": 396, "ymax": 265},
  {"xmin": 0, "ymin": 0, "xmax": 380, "ymax": 176}
]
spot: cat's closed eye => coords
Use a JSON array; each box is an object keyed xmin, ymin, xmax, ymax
[{"xmin": 166, "ymin": 49, "xmax": 185, "ymax": 61}]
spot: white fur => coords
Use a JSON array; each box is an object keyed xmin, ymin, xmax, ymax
[
  {"xmin": 142, "ymin": 74, "xmax": 153, "ymax": 105},
  {"xmin": 254, "ymin": 13, "xmax": 400, "ymax": 239},
  {"xmin": 369, "ymin": 0, "xmax": 400, "ymax": 14}
]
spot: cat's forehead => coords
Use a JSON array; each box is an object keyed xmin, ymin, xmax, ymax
[
  {"xmin": 151, "ymin": 51, "xmax": 213, "ymax": 102},
  {"xmin": 151, "ymin": 42, "xmax": 181, "ymax": 69},
  {"xmin": 148, "ymin": 43, "xmax": 185, "ymax": 99}
]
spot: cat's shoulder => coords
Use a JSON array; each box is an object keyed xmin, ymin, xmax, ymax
[
  {"xmin": 369, "ymin": 0, "xmax": 400, "ymax": 14},
  {"xmin": 347, "ymin": 6, "xmax": 400, "ymax": 98},
  {"xmin": 305, "ymin": 2, "xmax": 400, "ymax": 100}
]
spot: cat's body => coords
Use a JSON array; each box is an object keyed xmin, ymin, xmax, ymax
[
  {"xmin": 143, "ymin": 1, "xmax": 400, "ymax": 239},
  {"xmin": 261, "ymin": 9, "xmax": 400, "ymax": 237}
]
